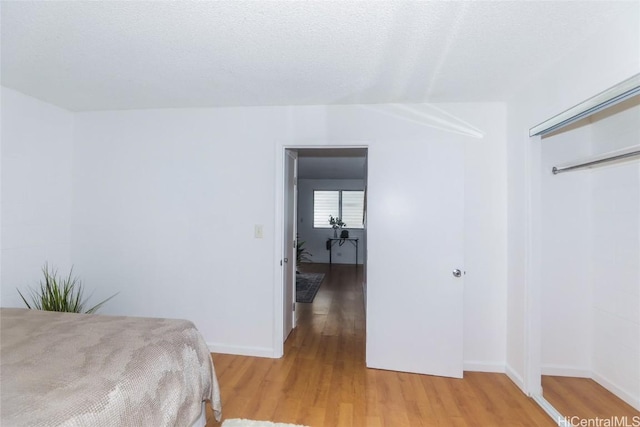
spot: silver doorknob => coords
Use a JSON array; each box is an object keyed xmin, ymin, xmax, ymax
[{"xmin": 452, "ymin": 269, "xmax": 462, "ymax": 278}]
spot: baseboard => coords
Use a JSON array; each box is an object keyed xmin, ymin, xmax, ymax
[
  {"xmin": 541, "ymin": 365, "xmax": 591, "ymax": 378},
  {"xmin": 592, "ymin": 371, "xmax": 640, "ymax": 411},
  {"xmin": 506, "ymin": 363, "xmax": 526, "ymax": 394},
  {"xmin": 463, "ymin": 361, "xmax": 505, "ymax": 373},
  {"xmin": 207, "ymin": 342, "xmax": 276, "ymax": 358},
  {"xmin": 532, "ymin": 394, "xmax": 564, "ymax": 426}
]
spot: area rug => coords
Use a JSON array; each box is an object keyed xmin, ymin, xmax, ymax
[
  {"xmin": 222, "ymin": 419, "xmax": 309, "ymax": 427},
  {"xmin": 295, "ymin": 272, "xmax": 324, "ymax": 303}
]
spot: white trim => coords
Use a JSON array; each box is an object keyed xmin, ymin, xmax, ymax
[
  {"xmin": 207, "ymin": 342, "xmax": 276, "ymax": 358},
  {"xmin": 506, "ymin": 363, "xmax": 526, "ymax": 393},
  {"xmin": 531, "ymin": 394, "xmax": 565, "ymax": 426},
  {"xmin": 524, "ymin": 133, "xmax": 543, "ymax": 396},
  {"xmin": 540, "ymin": 365, "xmax": 591, "ymax": 378},
  {"xmin": 463, "ymin": 361, "xmax": 505, "ymax": 373},
  {"xmin": 592, "ymin": 371, "xmax": 640, "ymax": 411},
  {"xmin": 272, "ymin": 144, "xmax": 286, "ymax": 358}
]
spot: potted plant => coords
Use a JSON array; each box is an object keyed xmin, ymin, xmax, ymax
[
  {"xmin": 329, "ymin": 215, "xmax": 346, "ymax": 238},
  {"xmin": 17, "ymin": 263, "xmax": 117, "ymax": 314},
  {"xmin": 296, "ymin": 235, "xmax": 312, "ymax": 273}
]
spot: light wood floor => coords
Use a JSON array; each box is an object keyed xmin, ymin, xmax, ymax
[
  {"xmin": 206, "ymin": 263, "xmax": 555, "ymax": 426},
  {"xmin": 543, "ymin": 375, "xmax": 640, "ymax": 421}
]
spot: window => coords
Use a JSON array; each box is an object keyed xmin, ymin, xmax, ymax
[
  {"xmin": 313, "ymin": 190, "xmax": 364, "ymax": 229},
  {"xmin": 341, "ymin": 191, "xmax": 365, "ymax": 229}
]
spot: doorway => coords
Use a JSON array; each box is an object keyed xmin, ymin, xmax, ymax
[
  {"xmin": 275, "ymin": 137, "xmax": 466, "ymax": 378},
  {"xmin": 281, "ymin": 147, "xmax": 368, "ymax": 350}
]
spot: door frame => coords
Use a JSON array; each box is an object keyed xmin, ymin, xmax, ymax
[
  {"xmin": 272, "ymin": 142, "xmax": 369, "ymax": 358},
  {"xmin": 524, "ymin": 134, "xmax": 543, "ymax": 395},
  {"xmin": 523, "ymin": 135, "xmax": 565, "ymax": 420},
  {"xmin": 283, "ymin": 149, "xmax": 298, "ymax": 341}
]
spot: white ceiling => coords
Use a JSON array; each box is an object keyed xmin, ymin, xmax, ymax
[{"xmin": 1, "ymin": 1, "xmax": 636, "ymax": 111}]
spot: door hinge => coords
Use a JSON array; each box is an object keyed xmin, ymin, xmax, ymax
[{"xmin": 293, "ymin": 302, "xmax": 296, "ymax": 311}]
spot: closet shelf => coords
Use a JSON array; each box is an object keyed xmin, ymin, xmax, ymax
[{"xmin": 552, "ymin": 145, "xmax": 640, "ymax": 175}]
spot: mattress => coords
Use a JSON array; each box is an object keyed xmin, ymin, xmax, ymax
[{"xmin": 0, "ymin": 308, "xmax": 222, "ymax": 426}]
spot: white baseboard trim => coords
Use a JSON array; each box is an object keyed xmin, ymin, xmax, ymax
[
  {"xmin": 207, "ymin": 343, "xmax": 276, "ymax": 358},
  {"xmin": 505, "ymin": 364, "xmax": 526, "ymax": 393},
  {"xmin": 541, "ymin": 365, "xmax": 591, "ymax": 378},
  {"xmin": 592, "ymin": 371, "xmax": 640, "ymax": 411},
  {"xmin": 532, "ymin": 394, "xmax": 565, "ymax": 426},
  {"xmin": 463, "ymin": 361, "xmax": 505, "ymax": 373}
]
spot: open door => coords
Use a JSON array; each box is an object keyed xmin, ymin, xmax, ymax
[
  {"xmin": 283, "ymin": 149, "xmax": 298, "ymax": 342},
  {"xmin": 366, "ymin": 140, "xmax": 464, "ymax": 378}
]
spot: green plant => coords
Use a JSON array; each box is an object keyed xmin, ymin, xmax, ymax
[
  {"xmin": 17, "ymin": 263, "xmax": 117, "ymax": 314},
  {"xmin": 296, "ymin": 235, "xmax": 312, "ymax": 265},
  {"xmin": 329, "ymin": 215, "xmax": 346, "ymax": 229}
]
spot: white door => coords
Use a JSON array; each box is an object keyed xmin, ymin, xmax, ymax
[
  {"xmin": 366, "ymin": 140, "xmax": 464, "ymax": 378},
  {"xmin": 283, "ymin": 150, "xmax": 298, "ymax": 342}
]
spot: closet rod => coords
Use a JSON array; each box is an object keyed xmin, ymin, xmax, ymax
[
  {"xmin": 552, "ymin": 149, "xmax": 640, "ymax": 175},
  {"xmin": 530, "ymin": 73, "xmax": 640, "ymax": 137}
]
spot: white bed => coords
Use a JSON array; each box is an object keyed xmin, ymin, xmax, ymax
[{"xmin": 0, "ymin": 308, "xmax": 222, "ymax": 426}]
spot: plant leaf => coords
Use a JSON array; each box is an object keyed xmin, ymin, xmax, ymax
[{"xmin": 16, "ymin": 263, "xmax": 117, "ymax": 314}]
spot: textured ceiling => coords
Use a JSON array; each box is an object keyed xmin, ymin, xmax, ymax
[{"xmin": 1, "ymin": 1, "xmax": 637, "ymax": 111}]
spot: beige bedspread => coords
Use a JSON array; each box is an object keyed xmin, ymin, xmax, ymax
[{"xmin": 0, "ymin": 308, "xmax": 222, "ymax": 426}]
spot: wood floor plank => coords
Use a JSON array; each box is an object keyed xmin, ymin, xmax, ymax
[
  {"xmin": 543, "ymin": 375, "xmax": 640, "ymax": 421},
  {"xmin": 207, "ymin": 264, "xmax": 556, "ymax": 426}
]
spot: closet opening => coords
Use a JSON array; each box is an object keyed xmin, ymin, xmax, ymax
[{"xmin": 526, "ymin": 74, "xmax": 640, "ymax": 422}]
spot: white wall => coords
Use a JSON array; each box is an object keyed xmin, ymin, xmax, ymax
[
  {"xmin": 589, "ymin": 101, "xmax": 640, "ymax": 408},
  {"xmin": 297, "ymin": 178, "xmax": 365, "ymax": 265},
  {"xmin": 68, "ymin": 102, "xmax": 507, "ymax": 367},
  {"xmin": 506, "ymin": 8, "xmax": 640, "ymax": 403},
  {"xmin": 72, "ymin": 107, "xmax": 286, "ymax": 357},
  {"xmin": 457, "ymin": 102, "xmax": 508, "ymax": 371},
  {"xmin": 539, "ymin": 125, "xmax": 592, "ymax": 377},
  {"xmin": 0, "ymin": 92, "xmax": 508, "ymax": 368},
  {"xmin": 0, "ymin": 87, "xmax": 74, "ymax": 307}
]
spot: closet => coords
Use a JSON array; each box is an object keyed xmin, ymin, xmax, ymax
[{"xmin": 529, "ymin": 74, "xmax": 640, "ymax": 420}]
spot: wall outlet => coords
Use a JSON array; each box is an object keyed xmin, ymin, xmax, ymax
[{"xmin": 254, "ymin": 224, "xmax": 263, "ymax": 239}]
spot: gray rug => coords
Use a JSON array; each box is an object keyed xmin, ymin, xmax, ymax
[{"xmin": 295, "ymin": 273, "xmax": 324, "ymax": 303}]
